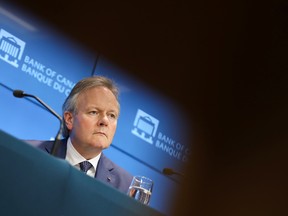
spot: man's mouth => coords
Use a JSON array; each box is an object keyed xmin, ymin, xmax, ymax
[{"xmin": 94, "ymin": 132, "xmax": 107, "ymax": 138}]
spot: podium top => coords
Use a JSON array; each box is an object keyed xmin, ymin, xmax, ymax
[{"xmin": 0, "ymin": 130, "xmax": 164, "ymax": 216}]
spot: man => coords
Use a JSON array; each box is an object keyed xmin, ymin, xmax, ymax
[{"xmin": 27, "ymin": 75, "xmax": 133, "ymax": 194}]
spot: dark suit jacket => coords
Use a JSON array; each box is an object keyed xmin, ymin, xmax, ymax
[{"xmin": 25, "ymin": 139, "xmax": 133, "ymax": 194}]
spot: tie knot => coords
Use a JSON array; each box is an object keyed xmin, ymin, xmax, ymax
[{"xmin": 79, "ymin": 161, "xmax": 92, "ymax": 173}]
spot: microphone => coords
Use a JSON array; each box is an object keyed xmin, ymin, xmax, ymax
[
  {"xmin": 13, "ymin": 89, "xmax": 63, "ymax": 156},
  {"xmin": 162, "ymin": 168, "xmax": 184, "ymax": 177},
  {"xmin": 13, "ymin": 90, "xmax": 62, "ymax": 121}
]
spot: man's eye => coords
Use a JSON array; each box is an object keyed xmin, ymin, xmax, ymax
[
  {"xmin": 109, "ymin": 113, "xmax": 117, "ymax": 119},
  {"xmin": 89, "ymin": 111, "xmax": 97, "ymax": 115}
]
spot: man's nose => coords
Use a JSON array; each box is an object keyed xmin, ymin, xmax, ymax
[{"xmin": 98, "ymin": 114, "xmax": 109, "ymax": 126}]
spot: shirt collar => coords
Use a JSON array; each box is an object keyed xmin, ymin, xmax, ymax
[{"xmin": 65, "ymin": 137, "xmax": 101, "ymax": 171}]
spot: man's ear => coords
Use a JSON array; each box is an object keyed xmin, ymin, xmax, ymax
[{"xmin": 64, "ymin": 111, "xmax": 73, "ymax": 130}]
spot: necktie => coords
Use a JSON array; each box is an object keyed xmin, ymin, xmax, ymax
[{"xmin": 79, "ymin": 161, "xmax": 92, "ymax": 173}]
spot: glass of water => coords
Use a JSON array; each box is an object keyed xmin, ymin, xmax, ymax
[{"xmin": 127, "ymin": 175, "xmax": 153, "ymax": 205}]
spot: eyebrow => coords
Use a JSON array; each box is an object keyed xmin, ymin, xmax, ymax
[{"xmin": 86, "ymin": 106, "xmax": 119, "ymax": 114}]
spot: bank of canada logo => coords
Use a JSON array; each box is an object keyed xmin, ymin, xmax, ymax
[
  {"xmin": 131, "ymin": 109, "xmax": 159, "ymax": 144},
  {"xmin": 0, "ymin": 29, "xmax": 26, "ymax": 68}
]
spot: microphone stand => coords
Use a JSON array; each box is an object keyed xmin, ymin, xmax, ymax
[
  {"xmin": 13, "ymin": 90, "xmax": 63, "ymax": 156},
  {"xmin": 50, "ymin": 121, "xmax": 63, "ymax": 156}
]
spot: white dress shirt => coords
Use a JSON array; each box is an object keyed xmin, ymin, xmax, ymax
[{"xmin": 65, "ymin": 137, "xmax": 101, "ymax": 177}]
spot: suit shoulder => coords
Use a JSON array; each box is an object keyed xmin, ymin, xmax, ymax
[
  {"xmin": 24, "ymin": 140, "xmax": 54, "ymax": 148},
  {"xmin": 101, "ymin": 153, "xmax": 133, "ymax": 179}
]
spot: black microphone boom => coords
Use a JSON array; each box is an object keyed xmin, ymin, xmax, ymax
[
  {"xmin": 13, "ymin": 89, "xmax": 63, "ymax": 156},
  {"xmin": 13, "ymin": 90, "xmax": 62, "ymax": 121},
  {"xmin": 162, "ymin": 168, "xmax": 184, "ymax": 177}
]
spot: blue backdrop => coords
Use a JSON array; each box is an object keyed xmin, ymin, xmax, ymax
[{"xmin": 0, "ymin": 3, "xmax": 191, "ymax": 215}]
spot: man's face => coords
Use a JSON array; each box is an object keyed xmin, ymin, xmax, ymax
[{"xmin": 64, "ymin": 86, "xmax": 119, "ymax": 158}]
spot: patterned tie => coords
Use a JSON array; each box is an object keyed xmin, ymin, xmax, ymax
[{"xmin": 79, "ymin": 161, "xmax": 92, "ymax": 173}]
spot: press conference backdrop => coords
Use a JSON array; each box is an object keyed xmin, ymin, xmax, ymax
[{"xmin": 0, "ymin": 2, "xmax": 190, "ymax": 215}]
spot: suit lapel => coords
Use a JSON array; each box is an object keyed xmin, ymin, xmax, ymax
[
  {"xmin": 95, "ymin": 154, "xmax": 115, "ymax": 186},
  {"xmin": 44, "ymin": 139, "xmax": 67, "ymax": 159},
  {"xmin": 45, "ymin": 141, "xmax": 116, "ymax": 187}
]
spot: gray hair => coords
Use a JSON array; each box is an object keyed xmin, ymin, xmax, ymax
[{"xmin": 61, "ymin": 75, "xmax": 120, "ymax": 138}]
